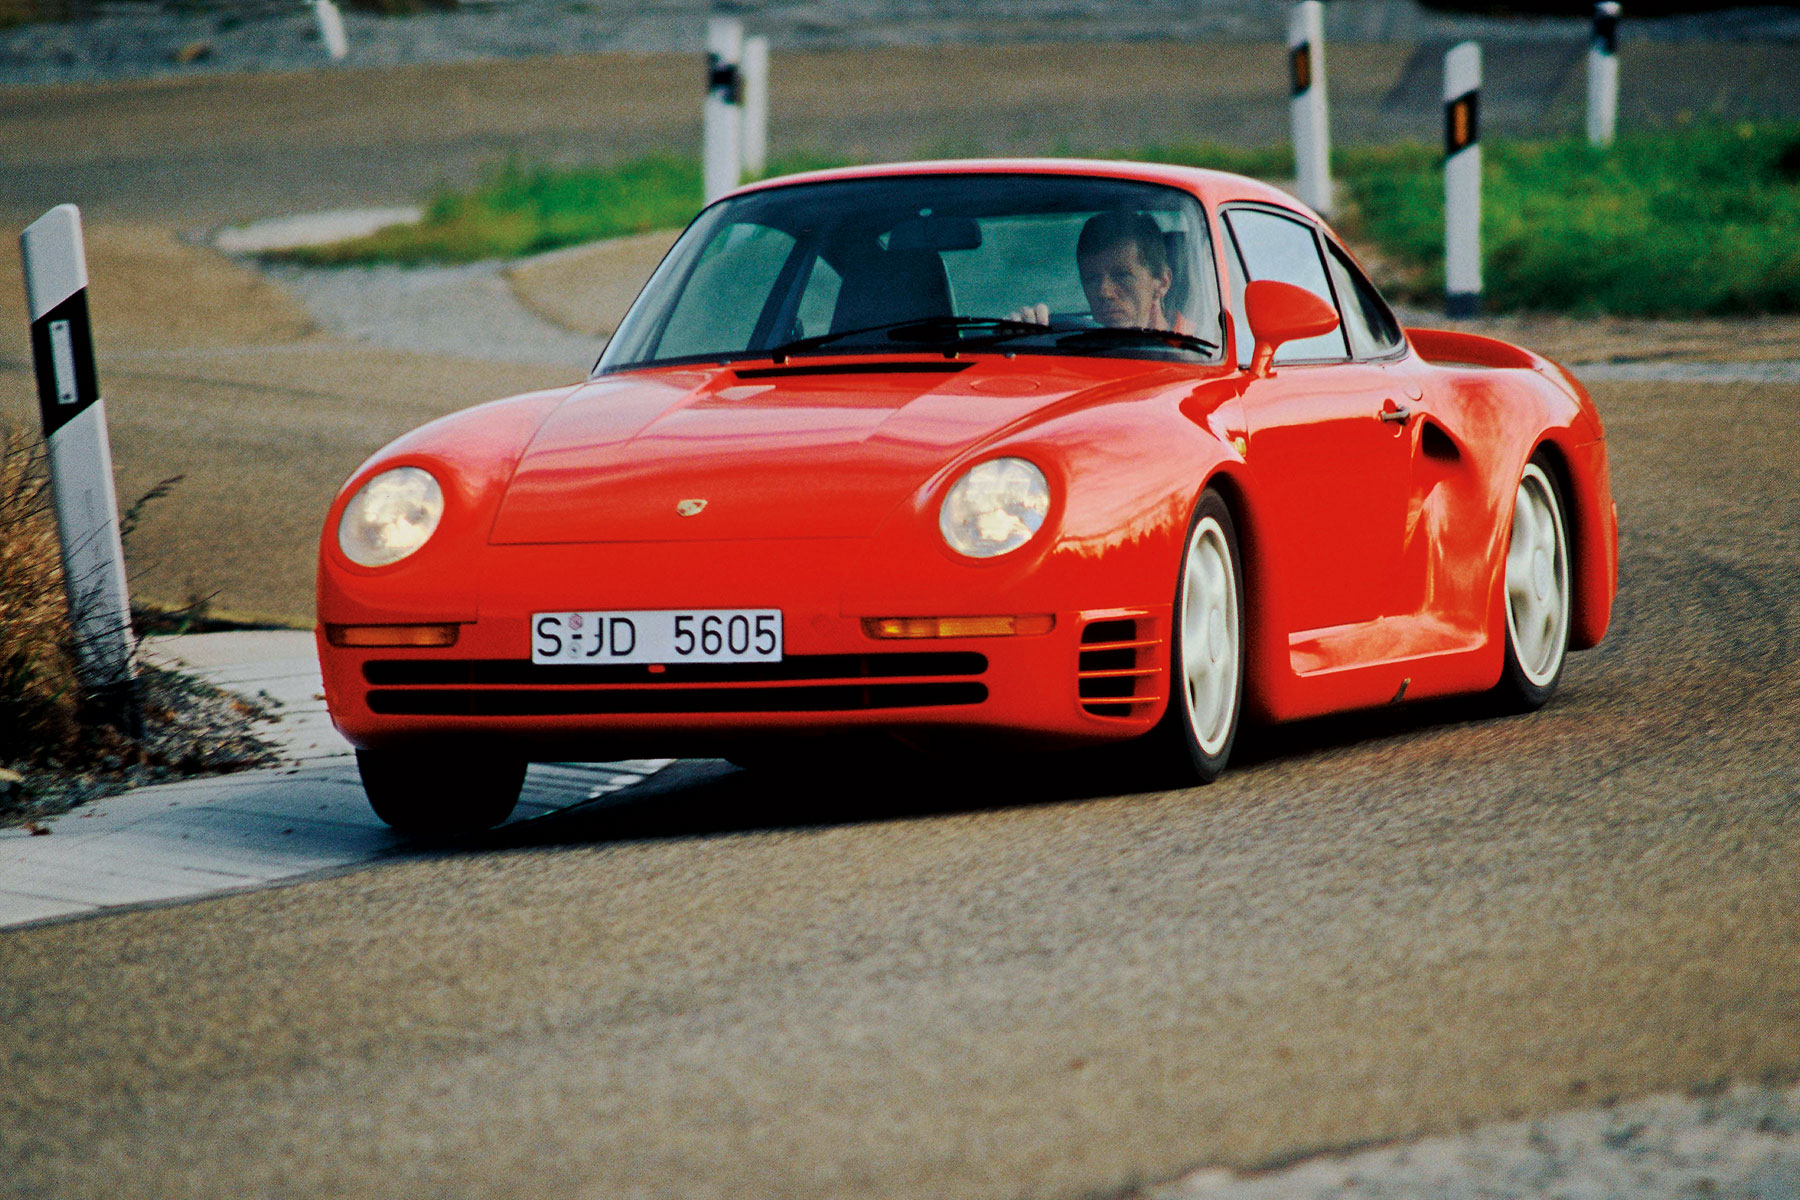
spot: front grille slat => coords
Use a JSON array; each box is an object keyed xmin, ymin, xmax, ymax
[
  {"xmin": 1081, "ymin": 618, "xmax": 1140, "ymax": 645},
  {"xmin": 365, "ymin": 651, "xmax": 986, "ymax": 688},
  {"xmin": 361, "ymin": 651, "xmax": 989, "ymax": 717},
  {"xmin": 367, "ymin": 682, "xmax": 988, "ymax": 717}
]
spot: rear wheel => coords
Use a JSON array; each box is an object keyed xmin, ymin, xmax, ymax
[
  {"xmin": 357, "ymin": 749, "xmax": 525, "ymax": 837},
  {"xmin": 1496, "ymin": 456, "xmax": 1572, "ymax": 711},
  {"xmin": 1152, "ymin": 489, "xmax": 1245, "ymax": 783}
]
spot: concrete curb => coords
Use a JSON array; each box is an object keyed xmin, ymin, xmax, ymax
[{"xmin": 0, "ymin": 631, "xmax": 667, "ymax": 929}]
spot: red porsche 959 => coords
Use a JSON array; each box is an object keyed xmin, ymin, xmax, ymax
[{"xmin": 317, "ymin": 159, "xmax": 1618, "ymax": 835}]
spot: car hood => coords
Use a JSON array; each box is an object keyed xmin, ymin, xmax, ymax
[{"xmin": 486, "ymin": 359, "xmax": 1148, "ymax": 544}]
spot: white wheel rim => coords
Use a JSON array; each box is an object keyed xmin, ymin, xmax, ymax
[
  {"xmin": 1504, "ymin": 463, "xmax": 1571, "ymax": 688},
  {"xmin": 1179, "ymin": 515, "xmax": 1240, "ymax": 756}
]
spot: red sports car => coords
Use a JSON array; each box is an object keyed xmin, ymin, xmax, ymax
[{"xmin": 317, "ymin": 159, "xmax": 1618, "ymax": 834}]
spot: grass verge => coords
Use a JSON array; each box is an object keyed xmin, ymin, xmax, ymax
[
  {"xmin": 1335, "ymin": 123, "xmax": 1800, "ymax": 315},
  {"xmin": 277, "ymin": 125, "xmax": 1800, "ymax": 316},
  {"xmin": 278, "ymin": 153, "xmax": 848, "ymax": 267}
]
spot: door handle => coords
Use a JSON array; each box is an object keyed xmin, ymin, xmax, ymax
[{"xmin": 1378, "ymin": 402, "xmax": 1412, "ymax": 424}]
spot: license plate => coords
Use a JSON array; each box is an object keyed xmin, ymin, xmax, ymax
[{"xmin": 531, "ymin": 609, "xmax": 783, "ymax": 665}]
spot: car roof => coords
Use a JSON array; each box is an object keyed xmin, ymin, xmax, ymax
[{"xmin": 727, "ymin": 158, "xmax": 1319, "ymax": 222}]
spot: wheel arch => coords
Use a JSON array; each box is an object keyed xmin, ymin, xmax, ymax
[
  {"xmin": 1528, "ymin": 430, "xmax": 1615, "ymax": 652},
  {"xmin": 1193, "ymin": 461, "xmax": 1274, "ymax": 723}
]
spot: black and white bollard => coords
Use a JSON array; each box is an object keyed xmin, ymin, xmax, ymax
[
  {"xmin": 1587, "ymin": 1, "xmax": 1620, "ymax": 147},
  {"xmin": 703, "ymin": 17, "xmax": 744, "ymax": 205},
  {"xmin": 741, "ymin": 34, "xmax": 770, "ymax": 180},
  {"xmin": 312, "ymin": 0, "xmax": 349, "ymax": 62},
  {"xmin": 1443, "ymin": 41, "xmax": 1482, "ymax": 319},
  {"xmin": 1287, "ymin": 0, "xmax": 1333, "ymax": 216},
  {"xmin": 20, "ymin": 205, "xmax": 140, "ymax": 733}
]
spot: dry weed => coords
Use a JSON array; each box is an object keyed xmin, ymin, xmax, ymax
[
  {"xmin": 0, "ymin": 425, "xmax": 279, "ymax": 825},
  {"xmin": 0, "ymin": 425, "xmax": 81, "ymax": 762}
]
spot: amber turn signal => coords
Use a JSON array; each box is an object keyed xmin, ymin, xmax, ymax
[
  {"xmin": 325, "ymin": 623, "xmax": 460, "ymax": 648},
  {"xmin": 862, "ymin": 615, "xmax": 1055, "ymax": 639}
]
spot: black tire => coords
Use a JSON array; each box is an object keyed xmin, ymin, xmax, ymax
[
  {"xmin": 1494, "ymin": 455, "xmax": 1573, "ymax": 712},
  {"xmin": 1150, "ymin": 488, "xmax": 1246, "ymax": 783},
  {"xmin": 357, "ymin": 748, "xmax": 525, "ymax": 837}
]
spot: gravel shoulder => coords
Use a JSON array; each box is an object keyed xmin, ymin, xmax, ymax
[
  {"xmin": 10, "ymin": 1, "xmax": 1797, "ymax": 90},
  {"xmin": 1153, "ymin": 1083, "xmax": 1800, "ymax": 1199}
]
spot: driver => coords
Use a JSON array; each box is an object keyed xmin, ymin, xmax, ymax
[{"xmin": 1008, "ymin": 210, "xmax": 1189, "ymax": 332}]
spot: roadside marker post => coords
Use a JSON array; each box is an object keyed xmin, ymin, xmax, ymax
[
  {"xmin": 741, "ymin": 35, "xmax": 770, "ymax": 181},
  {"xmin": 19, "ymin": 205, "xmax": 141, "ymax": 735},
  {"xmin": 1588, "ymin": 1, "xmax": 1621, "ymax": 147},
  {"xmin": 1443, "ymin": 41, "xmax": 1483, "ymax": 319},
  {"xmin": 311, "ymin": 0, "xmax": 349, "ymax": 62},
  {"xmin": 703, "ymin": 17, "xmax": 744, "ymax": 205},
  {"xmin": 1287, "ymin": 0, "xmax": 1333, "ymax": 216}
]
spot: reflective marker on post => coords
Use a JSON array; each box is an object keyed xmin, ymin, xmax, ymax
[
  {"xmin": 1287, "ymin": 0, "xmax": 1333, "ymax": 216},
  {"xmin": 1588, "ymin": 1, "xmax": 1621, "ymax": 147},
  {"xmin": 20, "ymin": 205, "xmax": 140, "ymax": 732},
  {"xmin": 741, "ymin": 35, "xmax": 770, "ymax": 180},
  {"xmin": 703, "ymin": 17, "xmax": 744, "ymax": 205},
  {"xmin": 312, "ymin": 0, "xmax": 348, "ymax": 62},
  {"xmin": 1443, "ymin": 41, "xmax": 1483, "ymax": 319}
]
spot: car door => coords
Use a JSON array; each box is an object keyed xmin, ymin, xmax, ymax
[
  {"xmin": 1321, "ymin": 234, "xmax": 1502, "ymax": 643},
  {"xmin": 1223, "ymin": 205, "xmax": 1409, "ymax": 637},
  {"xmin": 1317, "ymin": 235, "xmax": 1449, "ymax": 622}
]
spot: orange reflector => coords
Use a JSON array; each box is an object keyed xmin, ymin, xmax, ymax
[
  {"xmin": 325, "ymin": 623, "xmax": 460, "ymax": 648},
  {"xmin": 862, "ymin": 615, "xmax": 1055, "ymax": 640}
]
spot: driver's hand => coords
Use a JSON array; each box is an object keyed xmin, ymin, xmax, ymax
[{"xmin": 1005, "ymin": 302, "xmax": 1051, "ymax": 326}]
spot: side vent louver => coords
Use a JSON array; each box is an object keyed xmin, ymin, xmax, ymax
[{"xmin": 1077, "ymin": 613, "xmax": 1164, "ymax": 719}]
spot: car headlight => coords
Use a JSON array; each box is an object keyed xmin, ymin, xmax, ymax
[
  {"xmin": 939, "ymin": 457, "xmax": 1051, "ymax": 558},
  {"xmin": 337, "ymin": 466, "xmax": 444, "ymax": 567}
]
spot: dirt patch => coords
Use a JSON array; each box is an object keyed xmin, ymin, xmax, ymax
[
  {"xmin": 0, "ymin": 221, "xmax": 313, "ymax": 363},
  {"xmin": 505, "ymin": 230, "xmax": 679, "ymax": 338}
]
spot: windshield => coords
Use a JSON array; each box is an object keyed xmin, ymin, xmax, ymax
[{"xmin": 597, "ymin": 173, "xmax": 1222, "ymax": 373}]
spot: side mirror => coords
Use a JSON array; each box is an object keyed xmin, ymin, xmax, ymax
[{"xmin": 1244, "ymin": 280, "xmax": 1340, "ymax": 378}]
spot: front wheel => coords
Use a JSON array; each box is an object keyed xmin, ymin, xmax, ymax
[
  {"xmin": 1151, "ymin": 489, "xmax": 1245, "ymax": 783},
  {"xmin": 1495, "ymin": 457, "xmax": 1573, "ymax": 711},
  {"xmin": 358, "ymin": 749, "xmax": 525, "ymax": 837}
]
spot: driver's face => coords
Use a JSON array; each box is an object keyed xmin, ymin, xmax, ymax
[{"xmin": 1078, "ymin": 239, "xmax": 1172, "ymax": 328}]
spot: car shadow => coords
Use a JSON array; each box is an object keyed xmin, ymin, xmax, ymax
[
  {"xmin": 478, "ymin": 748, "xmax": 1148, "ymax": 851},
  {"xmin": 443, "ymin": 693, "xmax": 1517, "ymax": 854},
  {"xmin": 1231, "ymin": 692, "xmax": 1505, "ymax": 769}
]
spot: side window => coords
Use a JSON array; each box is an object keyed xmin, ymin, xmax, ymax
[
  {"xmin": 1324, "ymin": 240, "xmax": 1403, "ymax": 359},
  {"xmin": 1223, "ymin": 208, "xmax": 1349, "ymax": 364},
  {"xmin": 654, "ymin": 222, "xmax": 796, "ymax": 360}
]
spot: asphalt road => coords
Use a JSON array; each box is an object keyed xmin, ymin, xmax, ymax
[
  {"xmin": 3, "ymin": 47, "xmax": 1800, "ymax": 1200},
  {"xmin": 2, "ymin": 377, "xmax": 1798, "ymax": 1199}
]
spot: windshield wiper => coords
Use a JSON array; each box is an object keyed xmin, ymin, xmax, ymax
[
  {"xmin": 1053, "ymin": 327, "xmax": 1219, "ymax": 356},
  {"xmin": 767, "ymin": 316, "xmax": 1055, "ymax": 361}
]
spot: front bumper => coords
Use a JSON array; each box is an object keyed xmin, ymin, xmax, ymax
[{"xmin": 319, "ymin": 540, "xmax": 1172, "ymax": 758}]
